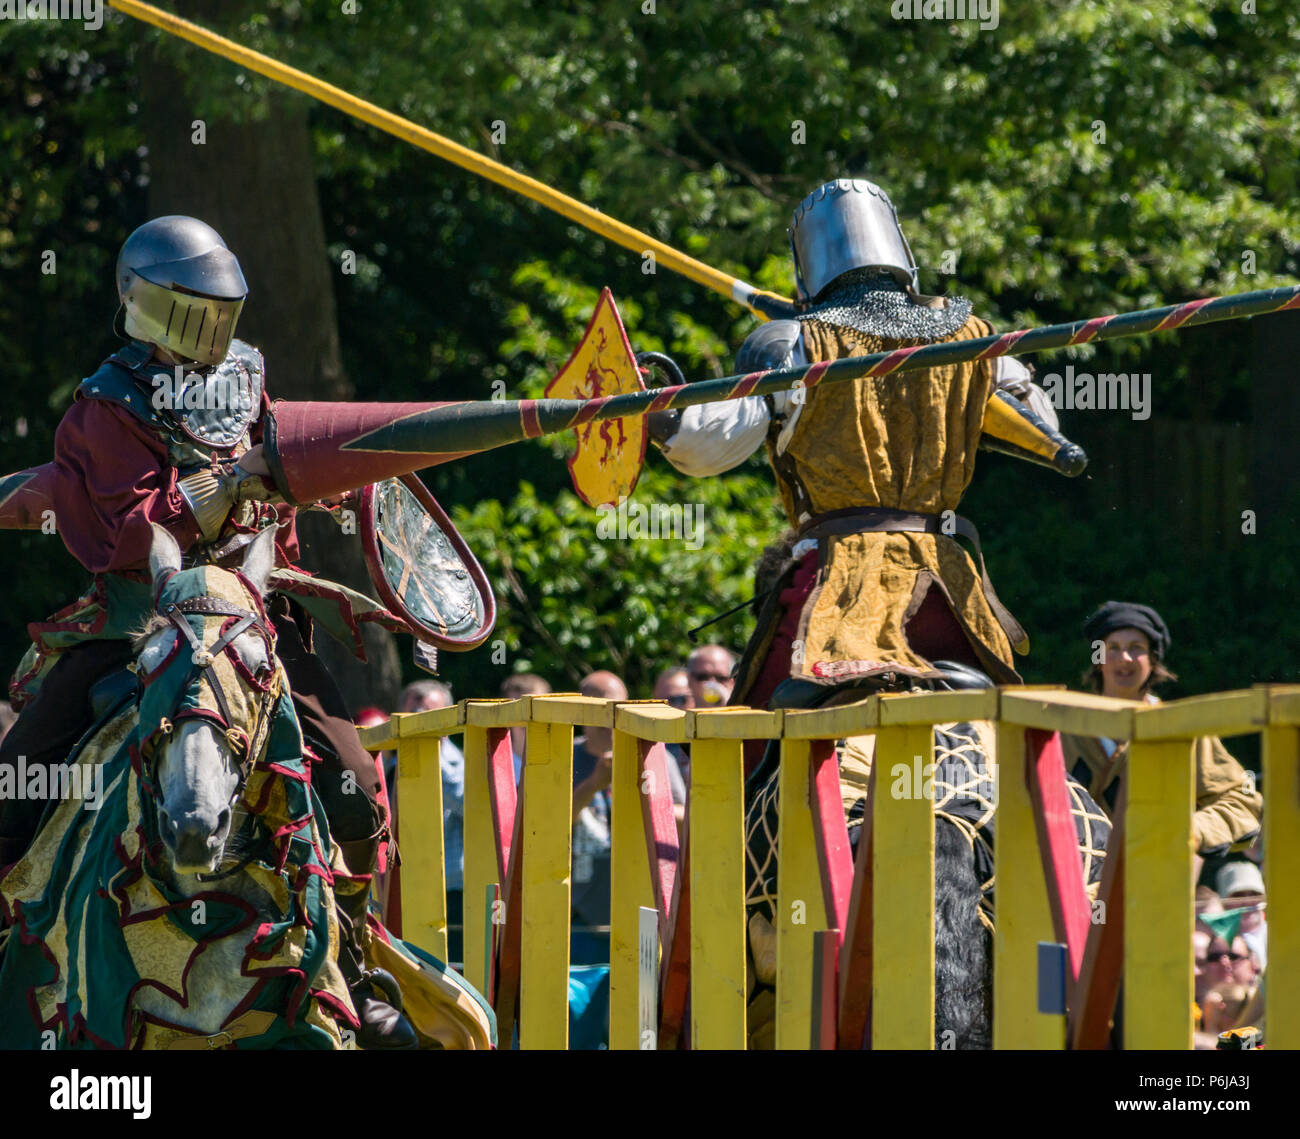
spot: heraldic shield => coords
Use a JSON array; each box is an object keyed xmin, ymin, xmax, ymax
[
  {"xmin": 544, "ymin": 287, "xmax": 647, "ymax": 508},
  {"xmin": 360, "ymin": 474, "xmax": 496, "ymax": 652}
]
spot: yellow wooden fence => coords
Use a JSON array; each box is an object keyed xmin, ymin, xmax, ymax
[{"xmin": 357, "ymin": 685, "xmax": 1298, "ymax": 1050}]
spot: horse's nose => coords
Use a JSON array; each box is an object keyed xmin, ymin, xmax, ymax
[{"xmin": 160, "ymin": 809, "xmax": 227, "ymax": 868}]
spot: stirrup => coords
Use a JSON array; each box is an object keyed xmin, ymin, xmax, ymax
[{"xmin": 354, "ymin": 967, "xmax": 404, "ymax": 1014}]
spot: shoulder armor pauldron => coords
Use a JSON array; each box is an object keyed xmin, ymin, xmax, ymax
[
  {"xmin": 735, "ymin": 320, "xmax": 802, "ymax": 375},
  {"xmin": 76, "ymin": 339, "xmax": 265, "ymax": 452}
]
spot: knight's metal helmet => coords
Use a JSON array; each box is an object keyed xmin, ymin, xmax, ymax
[
  {"xmin": 116, "ymin": 216, "xmax": 248, "ymax": 367},
  {"xmin": 789, "ymin": 179, "xmax": 919, "ymax": 302}
]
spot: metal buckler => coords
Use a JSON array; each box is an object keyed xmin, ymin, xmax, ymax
[{"xmin": 205, "ymin": 1030, "xmax": 235, "ymax": 1049}]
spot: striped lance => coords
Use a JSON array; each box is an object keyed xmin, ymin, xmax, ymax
[
  {"xmin": 2, "ymin": 284, "xmax": 1298, "ymax": 518},
  {"xmin": 262, "ymin": 283, "xmax": 1300, "ymax": 504}
]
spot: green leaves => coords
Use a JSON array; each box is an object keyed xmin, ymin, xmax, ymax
[
  {"xmin": 452, "ymin": 465, "xmax": 782, "ymax": 693},
  {"xmin": 2, "ymin": 0, "xmax": 1297, "ymax": 698}
]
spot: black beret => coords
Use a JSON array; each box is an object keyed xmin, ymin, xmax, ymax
[{"xmin": 1084, "ymin": 601, "xmax": 1171, "ymax": 659}]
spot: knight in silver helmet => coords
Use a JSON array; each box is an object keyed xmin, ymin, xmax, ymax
[
  {"xmin": 0, "ymin": 215, "xmax": 419, "ymax": 1049},
  {"xmin": 117, "ymin": 215, "xmax": 249, "ymax": 368},
  {"xmin": 789, "ymin": 178, "xmax": 973, "ymax": 342},
  {"xmin": 650, "ymin": 177, "xmax": 1071, "ymax": 717}
]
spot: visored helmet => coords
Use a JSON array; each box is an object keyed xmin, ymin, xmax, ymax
[
  {"xmin": 789, "ymin": 179, "xmax": 919, "ymax": 302},
  {"xmin": 116, "ymin": 216, "xmax": 248, "ymax": 366}
]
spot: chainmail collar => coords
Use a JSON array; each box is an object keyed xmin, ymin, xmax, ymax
[{"xmin": 796, "ymin": 269, "xmax": 972, "ymax": 343}]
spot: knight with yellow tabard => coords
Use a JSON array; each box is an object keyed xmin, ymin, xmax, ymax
[{"xmin": 651, "ymin": 180, "xmax": 1074, "ymax": 731}]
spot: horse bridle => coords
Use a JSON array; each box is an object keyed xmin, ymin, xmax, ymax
[{"xmin": 142, "ymin": 591, "xmax": 282, "ymax": 810}]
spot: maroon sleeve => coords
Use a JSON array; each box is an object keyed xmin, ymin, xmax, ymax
[{"xmin": 50, "ymin": 398, "xmax": 204, "ymax": 573}]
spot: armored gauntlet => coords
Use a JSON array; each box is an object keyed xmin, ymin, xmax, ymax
[{"xmin": 177, "ymin": 464, "xmax": 285, "ymax": 542}]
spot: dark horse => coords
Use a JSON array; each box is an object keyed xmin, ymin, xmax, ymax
[{"xmin": 742, "ymin": 673, "xmax": 1110, "ymax": 1048}]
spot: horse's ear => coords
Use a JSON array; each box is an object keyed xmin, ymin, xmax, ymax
[
  {"xmin": 148, "ymin": 524, "xmax": 183, "ymax": 585},
  {"xmin": 240, "ymin": 525, "xmax": 278, "ymax": 597}
]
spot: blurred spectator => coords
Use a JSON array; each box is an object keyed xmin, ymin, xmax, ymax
[
  {"xmin": 397, "ymin": 679, "xmax": 465, "ymax": 966},
  {"xmin": 1060, "ymin": 602, "xmax": 1262, "ymax": 857},
  {"xmin": 652, "ymin": 666, "xmax": 693, "ymax": 710},
  {"xmin": 570, "ymin": 671, "xmax": 686, "ymax": 966},
  {"xmin": 1216, "ymin": 860, "xmax": 1267, "ymax": 970},
  {"xmin": 686, "ymin": 644, "xmax": 736, "ymax": 709},
  {"xmin": 652, "ymin": 665, "xmax": 693, "ymax": 786},
  {"xmin": 353, "ymin": 705, "xmax": 389, "ymax": 730},
  {"xmin": 1217, "ymin": 859, "xmax": 1264, "ymax": 901},
  {"xmin": 501, "ymin": 672, "xmax": 552, "ymax": 783},
  {"xmin": 1199, "ymin": 934, "xmax": 1260, "ymax": 1037},
  {"xmin": 1194, "ymin": 927, "xmax": 1213, "ymax": 1005},
  {"xmin": 0, "ymin": 702, "xmax": 15, "ymax": 745},
  {"xmin": 1194, "ymin": 887, "xmax": 1224, "ymax": 1013}
]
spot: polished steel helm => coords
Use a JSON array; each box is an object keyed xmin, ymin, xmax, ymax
[
  {"xmin": 116, "ymin": 216, "xmax": 248, "ymax": 367},
  {"xmin": 789, "ymin": 179, "xmax": 919, "ymax": 302}
]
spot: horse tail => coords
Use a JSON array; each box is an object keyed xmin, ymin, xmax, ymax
[{"xmin": 933, "ymin": 815, "xmax": 992, "ymax": 1049}]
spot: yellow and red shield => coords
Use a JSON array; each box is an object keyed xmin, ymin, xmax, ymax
[{"xmin": 544, "ymin": 288, "xmax": 646, "ymax": 508}]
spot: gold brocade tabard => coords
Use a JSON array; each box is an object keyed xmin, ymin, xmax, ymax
[{"xmin": 766, "ymin": 315, "xmax": 1025, "ymax": 683}]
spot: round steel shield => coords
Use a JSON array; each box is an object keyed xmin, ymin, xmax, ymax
[{"xmin": 360, "ymin": 475, "xmax": 496, "ymax": 651}]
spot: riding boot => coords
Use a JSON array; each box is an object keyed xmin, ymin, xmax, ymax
[{"xmin": 334, "ymin": 830, "xmax": 419, "ymax": 1050}]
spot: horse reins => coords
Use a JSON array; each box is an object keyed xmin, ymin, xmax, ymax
[{"xmin": 146, "ymin": 592, "xmax": 282, "ymax": 808}]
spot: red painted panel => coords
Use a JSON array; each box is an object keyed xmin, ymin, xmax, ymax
[
  {"xmin": 811, "ymin": 930, "xmax": 840, "ymax": 1050},
  {"xmin": 1026, "ymin": 729, "xmax": 1093, "ymax": 984},
  {"xmin": 487, "ymin": 727, "xmax": 517, "ymax": 879},
  {"xmin": 809, "ymin": 738, "xmax": 854, "ymax": 941},
  {"xmin": 658, "ymin": 835, "xmax": 692, "ymax": 1050},
  {"xmin": 1072, "ymin": 781, "xmax": 1126, "ymax": 1049},
  {"xmin": 639, "ymin": 741, "xmax": 680, "ymax": 926},
  {"xmin": 837, "ymin": 759, "xmax": 877, "ymax": 1050},
  {"xmin": 492, "ymin": 779, "xmax": 527, "ymax": 1040}
]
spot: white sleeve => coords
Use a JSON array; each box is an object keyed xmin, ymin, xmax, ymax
[
  {"xmin": 659, "ymin": 394, "xmax": 771, "ymax": 477},
  {"xmin": 660, "ymin": 335, "xmax": 809, "ymax": 477}
]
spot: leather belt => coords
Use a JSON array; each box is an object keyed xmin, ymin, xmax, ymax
[{"xmin": 796, "ymin": 506, "xmax": 1027, "ymax": 651}]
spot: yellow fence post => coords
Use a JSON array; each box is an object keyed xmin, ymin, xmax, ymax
[
  {"xmin": 519, "ymin": 717, "xmax": 574, "ymax": 1050},
  {"xmin": 991, "ymin": 722, "xmax": 1064, "ymax": 1049},
  {"xmin": 774, "ymin": 736, "xmax": 823, "ymax": 1050},
  {"xmin": 688, "ymin": 736, "xmax": 747, "ymax": 1050},
  {"xmin": 396, "ymin": 719, "xmax": 448, "ymax": 963},
  {"xmin": 1263, "ymin": 710, "xmax": 1298, "ymax": 1048},
  {"xmin": 1124, "ymin": 738, "xmax": 1195, "ymax": 1049},
  {"xmin": 609, "ymin": 726, "xmax": 657, "ymax": 1049},
  {"xmin": 462, "ymin": 723, "xmax": 497, "ymax": 997},
  {"xmin": 871, "ymin": 722, "xmax": 935, "ymax": 1049}
]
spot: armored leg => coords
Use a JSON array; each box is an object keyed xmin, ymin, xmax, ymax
[{"xmin": 334, "ymin": 829, "xmax": 418, "ymax": 1049}]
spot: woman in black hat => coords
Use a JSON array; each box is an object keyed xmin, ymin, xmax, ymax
[{"xmin": 1060, "ymin": 601, "xmax": 1262, "ymax": 858}]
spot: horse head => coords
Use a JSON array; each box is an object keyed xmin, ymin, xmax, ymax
[{"xmin": 136, "ymin": 524, "xmax": 281, "ymax": 874}]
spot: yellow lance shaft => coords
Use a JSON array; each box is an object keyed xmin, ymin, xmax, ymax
[{"xmin": 107, "ymin": 0, "xmax": 796, "ymax": 321}]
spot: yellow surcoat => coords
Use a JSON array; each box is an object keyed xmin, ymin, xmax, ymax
[{"xmin": 754, "ymin": 315, "xmax": 1026, "ymax": 689}]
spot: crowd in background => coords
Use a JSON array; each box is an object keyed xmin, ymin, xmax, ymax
[
  {"xmin": 344, "ymin": 598, "xmax": 1270, "ymax": 1050},
  {"xmin": 351, "ymin": 644, "xmax": 738, "ymax": 978}
]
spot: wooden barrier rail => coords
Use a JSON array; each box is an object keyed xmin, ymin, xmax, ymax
[{"xmin": 358, "ymin": 684, "xmax": 1299, "ymax": 1050}]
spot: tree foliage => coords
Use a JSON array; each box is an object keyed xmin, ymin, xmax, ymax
[{"xmin": 1, "ymin": 1, "xmax": 1298, "ymax": 701}]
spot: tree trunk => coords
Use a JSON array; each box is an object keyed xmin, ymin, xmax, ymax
[{"xmin": 138, "ymin": 25, "xmax": 402, "ymax": 714}]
